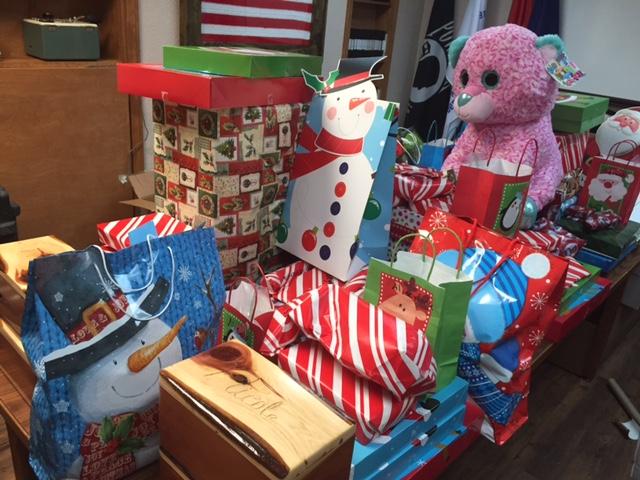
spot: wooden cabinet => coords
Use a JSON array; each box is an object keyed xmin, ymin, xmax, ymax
[{"xmin": 0, "ymin": 0, "xmax": 142, "ymax": 248}]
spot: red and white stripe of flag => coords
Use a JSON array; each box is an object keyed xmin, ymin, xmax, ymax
[
  {"xmin": 200, "ymin": 0, "xmax": 313, "ymax": 46},
  {"xmin": 97, "ymin": 213, "xmax": 191, "ymax": 250},
  {"xmin": 278, "ymin": 341, "xmax": 417, "ymax": 443}
]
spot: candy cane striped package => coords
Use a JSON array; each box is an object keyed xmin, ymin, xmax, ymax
[
  {"xmin": 278, "ymin": 341, "xmax": 416, "ymax": 443},
  {"xmin": 97, "ymin": 213, "xmax": 191, "ymax": 251},
  {"xmin": 260, "ymin": 283, "xmax": 438, "ymax": 399},
  {"xmin": 393, "ymin": 164, "xmax": 454, "ymax": 215}
]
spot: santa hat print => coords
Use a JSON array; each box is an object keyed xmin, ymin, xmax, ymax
[{"xmin": 302, "ymin": 56, "xmax": 386, "ymax": 95}]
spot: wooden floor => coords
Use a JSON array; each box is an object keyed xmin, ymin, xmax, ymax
[{"xmin": 1, "ymin": 322, "xmax": 638, "ymax": 480}]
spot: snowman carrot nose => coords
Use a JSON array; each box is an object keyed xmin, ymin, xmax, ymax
[
  {"xmin": 349, "ymin": 97, "xmax": 369, "ymax": 110},
  {"xmin": 128, "ymin": 316, "xmax": 187, "ymax": 373}
]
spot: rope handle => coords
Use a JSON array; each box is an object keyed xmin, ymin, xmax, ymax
[
  {"xmin": 390, "ymin": 233, "xmax": 437, "ymax": 282},
  {"xmin": 515, "ymin": 138, "xmax": 539, "ymax": 176},
  {"xmin": 418, "ymin": 227, "xmax": 465, "ymax": 279},
  {"xmin": 472, "ymin": 128, "xmax": 497, "ymax": 163},
  {"xmin": 397, "ymin": 127, "xmax": 421, "ymax": 165},
  {"xmin": 607, "ymin": 140, "xmax": 639, "ymax": 165},
  {"xmin": 426, "ymin": 120, "xmax": 439, "ymax": 143}
]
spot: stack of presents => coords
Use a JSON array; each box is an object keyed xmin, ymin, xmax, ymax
[{"xmin": 2, "ymin": 37, "xmax": 640, "ymax": 480}]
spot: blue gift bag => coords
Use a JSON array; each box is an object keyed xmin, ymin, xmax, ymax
[
  {"xmin": 21, "ymin": 228, "xmax": 225, "ymax": 480},
  {"xmin": 419, "ymin": 121, "xmax": 457, "ymax": 170}
]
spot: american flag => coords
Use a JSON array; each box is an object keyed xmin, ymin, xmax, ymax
[{"xmin": 200, "ymin": 0, "xmax": 314, "ymax": 46}]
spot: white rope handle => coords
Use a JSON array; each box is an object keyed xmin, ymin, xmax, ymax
[{"xmin": 92, "ymin": 235, "xmax": 156, "ymax": 293}]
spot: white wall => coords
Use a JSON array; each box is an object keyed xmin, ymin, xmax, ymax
[{"xmin": 560, "ymin": 0, "xmax": 640, "ymax": 101}]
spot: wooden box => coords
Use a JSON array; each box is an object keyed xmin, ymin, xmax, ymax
[{"xmin": 159, "ymin": 341, "xmax": 355, "ymax": 480}]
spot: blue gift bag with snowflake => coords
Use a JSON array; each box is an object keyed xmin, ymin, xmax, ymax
[{"xmin": 21, "ymin": 228, "xmax": 225, "ymax": 480}]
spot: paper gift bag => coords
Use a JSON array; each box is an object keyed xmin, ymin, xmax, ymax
[
  {"xmin": 419, "ymin": 121, "xmax": 456, "ymax": 170},
  {"xmin": 277, "ymin": 58, "xmax": 397, "ymax": 281},
  {"xmin": 363, "ymin": 231, "xmax": 472, "ymax": 391},
  {"xmin": 221, "ymin": 278, "xmax": 274, "ymax": 349},
  {"xmin": 20, "ymin": 229, "xmax": 225, "ymax": 480},
  {"xmin": 451, "ymin": 133, "xmax": 537, "ymax": 237},
  {"xmin": 577, "ymin": 140, "xmax": 640, "ymax": 225},
  {"xmin": 412, "ymin": 208, "xmax": 568, "ymax": 445}
]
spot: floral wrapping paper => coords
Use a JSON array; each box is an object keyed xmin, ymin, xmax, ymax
[{"xmin": 152, "ymin": 99, "xmax": 307, "ymax": 283}]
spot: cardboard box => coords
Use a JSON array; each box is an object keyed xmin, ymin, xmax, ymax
[
  {"xmin": 159, "ymin": 341, "xmax": 355, "ymax": 480},
  {"xmin": 120, "ymin": 171, "xmax": 155, "ymax": 211},
  {"xmin": 163, "ymin": 46, "xmax": 322, "ymax": 78},
  {"xmin": 552, "ymin": 92, "xmax": 609, "ymax": 133}
]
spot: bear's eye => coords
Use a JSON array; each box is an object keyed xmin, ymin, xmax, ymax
[
  {"xmin": 482, "ymin": 70, "xmax": 500, "ymax": 89},
  {"xmin": 460, "ymin": 69, "xmax": 469, "ymax": 87}
]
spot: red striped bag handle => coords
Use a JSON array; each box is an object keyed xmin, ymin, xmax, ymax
[
  {"xmin": 516, "ymin": 138, "xmax": 539, "ymax": 177},
  {"xmin": 471, "ymin": 128, "xmax": 497, "ymax": 165}
]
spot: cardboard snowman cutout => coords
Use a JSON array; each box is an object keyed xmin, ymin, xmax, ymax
[
  {"xmin": 277, "ymin": 57, "xmax": 396, "ymax": 280},
  {"xmin": 36, "ymin": 253, "xmax": 185, "ymax": 480}
]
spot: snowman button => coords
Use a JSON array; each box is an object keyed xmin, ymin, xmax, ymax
[
  {"xmin": 339, "ymin": 162, "xmax": 349, "ymax": 174},
  {"xmin": 335, "ymin": 182, "xmax": 347, "ymax": 197},
  {"xmin": 330, "ymin": 202, "xmax": 341, "ymax": 215}
]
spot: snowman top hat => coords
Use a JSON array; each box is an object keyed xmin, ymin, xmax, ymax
[
  {"xmin": 34, "ymin": 248, "xmax": 171, "ymax": 379},
  {"xmin": 302, "ymin": 56, "xmax": 386, "ymax": 95}
]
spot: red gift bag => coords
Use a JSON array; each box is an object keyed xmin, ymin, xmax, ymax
[
  {"xmin": 577, "ymin": 140, "xmax": 640, "ymax": 225},
  {"xmin": 412, "ymin": 208, "xmax": 568, "ymax": 444},
  {"xmin": 451, "ymin": 132, "xmax": 537, "ymax": 237}
]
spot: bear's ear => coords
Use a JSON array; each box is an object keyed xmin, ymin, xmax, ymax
[
  {"xmin": 535, "ymin": 34, "xmax": 565, "ymax": 62},
  {"xmin": 448, "ymin": 35, "xmax": 469, "ymax": 68}
]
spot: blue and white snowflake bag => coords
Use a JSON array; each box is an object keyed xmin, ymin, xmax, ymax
[{"xmin": 21, "ymin": 228, "xmax": 225, "ymax": 480}]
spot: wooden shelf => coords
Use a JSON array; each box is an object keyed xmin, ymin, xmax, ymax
[
  {"xmin": 0, "ymin": 57, "xmax": 117, "ymax": 69},
  {"xmin": 354, "ymin": 0, "xmax": 391, "ymax": 7}
]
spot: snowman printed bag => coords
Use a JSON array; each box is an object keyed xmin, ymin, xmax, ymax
[
  {"xmin": 21, "ymin": 228, "xmax": 225, "ymax": 480},
  {"xmin": 277, "ymin": 57, "xmax": 398, "ymax": 281}
]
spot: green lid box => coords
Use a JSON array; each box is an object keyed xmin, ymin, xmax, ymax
[
  {"xmin": 552, "ymin": 91, "xmax": 609, "ymax": 133},
  {"xmin": 558, "ymin": 217, "xmax": 640, "ymax": 258},
  {"xmin": 163, "ymin": 45, "xmax": 322, "ymax": 79}
]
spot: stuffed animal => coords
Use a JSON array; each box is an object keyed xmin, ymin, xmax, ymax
[{"xmin": 442, "ymin": 24, "xmax": 565, "ymax": 228}]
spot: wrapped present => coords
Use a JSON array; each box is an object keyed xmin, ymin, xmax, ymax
[
  {"xmin": 277, "ymin": 340, "xmax": 416, "ymax": 444},
  {"xmin": 97, "ymin": 213, "xmax": 191, "ymax": 251},
  {"xmin": 162, "ymin": 46, "xmax": 322, "ymax": 78},
  {"xmin": 555, "ymin": 132, "xmax": 590, "ymax": 174},
  {"xmin": 118, "ymin": 64, "xmax": 310, "ymax": 284},
  {"xmin": 390, "ymin": 206, "xmax": 425, "ymax": 252},
  {"xmin": 261, "ymin": 283, "xmax": 437, "ymax": 399},
  {"xmin": 552, "ymin": 91, "xmax": 609, "ymax": 133},
  {"xmin": 516, "ymin": 218, "xmax": 586, "ymax": 257},
  {"xmin": 565, "ymin": 205, "xmax": 621, "ymax": 231},
  {"xmin": 393, "ymin": 164, "xmax": 455, "ymax": 213},
  {"xmin": 559, "ymin": 216, "xmax": 640, "ymax": 258}
]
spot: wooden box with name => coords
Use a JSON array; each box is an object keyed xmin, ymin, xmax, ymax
[{"xmin": 159, "ymin": 341, "xmax": 355, "ymax": 480}]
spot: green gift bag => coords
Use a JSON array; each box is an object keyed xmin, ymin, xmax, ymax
[{"xmin": 363, "ymin": 230, "xmax": 472, "ymax": 390}]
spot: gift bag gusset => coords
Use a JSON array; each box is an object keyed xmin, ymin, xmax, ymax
[
  {"xmin": 260, "ymin": 283, "xmax": 437, "ymax": 400},
  {"xmin": 451, "ymin": 131, "xmax": 537, "ymax": 237},
  {"xmin": 577, "ymin": 140, "xmax": 640, "ymax": 225},
  {"xmin": 411, "ymin": 208, "xmax": 568, "ymax": 444},
  {"xmin": 363, "ymin": 230, "xmax": 472, "ymax": 391},
  {"xmin": 277, "ymin": 57, "xmax": 397, "ymax": 281},
  {"xmin": 21, "ymin": 229, "xmax": 225, "ymax": 480}
]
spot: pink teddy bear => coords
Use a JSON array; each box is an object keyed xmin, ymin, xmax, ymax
[{"xmin": 443, "ymin": 24, "xmax": 564, "ymax": 227}]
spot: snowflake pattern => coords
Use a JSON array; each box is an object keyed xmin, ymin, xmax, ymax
[
  {"xmin": 527, "ymin": 328, "xmax": 545, "ymax": 348},
  {"xmin": 53, "ymin": 399, "xmax": 70, "ymax": 413},
  {"xmin": 60, "ymin": 441, "xmax": 75, "ymax": 455},
  {"xmin": 529, "ymin": 292, "xmax": 548, "ymax": 311},
  {"xmin": 32, "ymin": 417, "xmax": 43, "ymax": 437},
  {"xmin": 194, "ymin": 299, "xmax": 203, "ymax": 309},
  {"xmin": 174, "ymin": 292, "xmax": 181, "ymax": 302},
  {"xmin": 177, "ymin": 264, "xmax": 193, "ymax": 283},
  {"xmin": 53, "ymin": 292, "xmax": 64, "ymax": 303},
  {"xmin": 427, "ymin": 210, "xmax": 448, "ymax": 229}
]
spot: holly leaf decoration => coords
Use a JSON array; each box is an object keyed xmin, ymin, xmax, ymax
[
  {"xmin": 118, "ymin": 437, "xmax": 145, "ymax": 454},
  {"xmin": 113, "ymin": 414, "xmax": 134, "ymax": 441},
  {"xmin": 99, "ymin": 417, "xmax": 115, "ymax": 444},
  {"xmin": 222, "ymin": 122, "xmax": 239, "ymax": 133}
]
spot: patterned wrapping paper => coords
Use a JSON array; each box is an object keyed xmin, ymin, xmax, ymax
[
  {"xmin": 565, "ymin": 205, "xmax": 621, "ymax": 231},
  {"xmin": 97, "ymin": 213, "xmax": 191, "ymax": 251},
  {"xmin": 516, "ymin": 218, "xmax": 586, "ymax": 257},
  {"xmin": 260, "ymin": 283, "xmax": 438, "ymax": 400},
  {"xmin": 277, "ymin": 341, "xmax": 416, "ymax": 444},
  {"xmin": 152, "ymin": 99, "xmax": 306, "ymax": 283},
  {"xmin": 393, "ymin": 164, "xmax": 455, "ymax": 215},
  {"xmin": 555, "ymin": 132, "xmax": 591, "ymax": 174}
]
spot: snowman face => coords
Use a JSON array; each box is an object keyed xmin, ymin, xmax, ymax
[
  {"xmin": 322, "ymin": 81, "xmax": 378, "ymax": 140},
  {"xmin": 69, "ymin": 319, "xmax": 183, "ymax": 423}
]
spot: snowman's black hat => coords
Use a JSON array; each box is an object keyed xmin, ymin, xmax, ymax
[
  {"xmin": 302, "ymin": 56, "xmax": 386, "ymax": 95},
  {"xmin": 33, "ymin": 248, "xmax": 170, "ymax": 379}
]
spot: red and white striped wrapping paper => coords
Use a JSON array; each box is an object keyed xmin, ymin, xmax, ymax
[
  {"xmin": 278, "ymin": 341, "xmax": 416, "ymax": 444},
  {"xmin": 260, "ymin": 283, "xmax": 438, "ymax": 399},
  {"xmin": 200, "ymin": 0, "xmax": 313, "ymax": 47},
  {"xmin": 565, "ymin": 257, "xmax": 590, "ymax": 289},
  {"xmin": 393, "ymin": 164, "xmax": 454, "ymax": 215},
  {"xmin": 555, "ymin": 132, "xmax": 591, "ymax": 174},
  {"xmin": 97, "ymin": 213, "xmax": 191, "ymax": 251}
]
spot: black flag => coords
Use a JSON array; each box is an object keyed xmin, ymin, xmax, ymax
[{"xmin": 405, "ymin": 0, "xmax": 454, "ymax": 140}]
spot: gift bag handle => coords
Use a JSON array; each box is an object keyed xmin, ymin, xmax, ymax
[
  {"xmin": 228, "ymin": 276, "xmax": 269, "ymax": 334},
  {"xmin": 515, "ymin": 138, "xmax": 539, "ymax": 176},
  {"xmin": 426, "ymin": 120, "xmax": 439, "ymax": 143},
  {"xmin": 391, "ymin": 233, "xmax": 437, "ymax": 282},
  {"xmin": 471, "ymin": 238, "xmax": 519, "ymax": 297},
  {"xmin": 607, "ymin": 140, "xmax": 639, "ymax": 164},
  {"xmin": 92, "ymin": 236, "xmax": 156, "ymax": 294},
  {"xmin": 444, "ymin": 121, "xmax": 458, "ymax": 143},
  {"xmin": 419, "ymin": 227, "xmax": 465, "ymax": 279},
  {"xmin": 397, "ymin": 127, "xmax": 421, "ymax": 165},
  {"xmin": 472, "ymin": 128, "xmax": 496, "ymax": 163}
]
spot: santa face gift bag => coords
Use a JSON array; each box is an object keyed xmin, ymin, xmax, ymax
[
  {"xmin": 578, "ymin": 140, "xmax": 640, "ymax": 225},
  {"xmin": 277, "ymin": 58, "xmax": 397, "ymax": 281},
  {"xmin": 21, "ymin": 228, "xmax": 225, "ymax": 480},
  {"xmin": 363, "ymin": 231, "xmax": 472, "ymax": 390},
  {"xmin": 451, "ymin": 134, "xmax": 537, "ymax": 237}
]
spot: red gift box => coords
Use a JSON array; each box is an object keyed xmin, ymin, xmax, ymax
[
  {"xmin": 117, "ymin": 63, "xmax": 313, "ymax": 110},
  {"xmin": 97, "ymin": 213, "xmax": 191, "ymax": 251}
]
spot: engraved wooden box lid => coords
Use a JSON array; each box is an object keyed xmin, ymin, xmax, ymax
[{"xmin": 159, "ymin": 340, "xmax": 355, "ymax": 480}]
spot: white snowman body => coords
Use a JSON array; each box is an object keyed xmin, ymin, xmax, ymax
[
  {"xmin": 283, "ymin": 80, "xmax": 379, "ymax": 279},
  {"xmin": 66, "ymin": 318, "xmax": 183, "ymax": 477}
]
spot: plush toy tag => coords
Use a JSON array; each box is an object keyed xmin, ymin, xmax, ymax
[{"xmin": 545, "ymin": 52, "xmax": 585, "ymax": 87}]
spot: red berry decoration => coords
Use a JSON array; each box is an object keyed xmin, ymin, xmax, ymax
[
  {"xmin": 334, "ymin": 182, "xmax": 347, "ymax": 197},
  {"xmin": 302, "ymin": 227, "xmax": 318, "ymax": 251},
  {"xmin": 323, "ymin": 222, "xmax": 335, "ymax": 237}
]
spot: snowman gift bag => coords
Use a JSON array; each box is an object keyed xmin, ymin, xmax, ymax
[
  {"xmin": 362, "ymin": 230, "xmax": 472, "ymax": 391},
  {"xmin": 577, "ymin": 140, "xmax": 640, "ymax": 225},
  {"xmin": 276, "ymin": 57, "xmax": 398, "ymax": 281},
  {"xmin": 451, "ymin": 133, "xmax": 537, "ymax": 237},
  {"xmin": 21, "ymin": 229, "xmax": 225, "ymax": 480}
]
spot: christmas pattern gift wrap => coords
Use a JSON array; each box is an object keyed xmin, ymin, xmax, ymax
[
  {"xmin": 97, "ymin": 213, "xmax": 191, "ymax": 251},
  {"xmin": 152, "ymin": 99, "xmax": 306, "ymax": 283}
]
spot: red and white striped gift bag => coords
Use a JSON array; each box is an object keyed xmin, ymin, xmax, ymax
[
  {"xmin": 97, "ymin": 213, "xmax": 191, "ymax": 251},
  {"xmin": 278, "ymin": 341, "xmax": 416, "ymax": 444},
  {"xmin": 260, "ymin": 283, "xmax": 437, "ymax": 399},
  {"xmin": 261, "ymin": 260, "xmax": 338, "ymax": 303}
]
